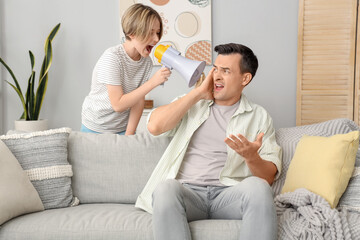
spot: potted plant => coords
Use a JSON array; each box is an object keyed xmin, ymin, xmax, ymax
[{"xmin": 0, "ymin": 23, "xmax": 60, "ymax": 132}]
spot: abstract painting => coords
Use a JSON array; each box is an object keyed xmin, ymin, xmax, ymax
[{"xmin": 119, "ymin": 0, "xmax": 212, "ymax": 65}]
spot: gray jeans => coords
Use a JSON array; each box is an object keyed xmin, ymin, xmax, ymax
[{"xmin": 152, "ymin": 176, "xmax": 277, "ymax": 240}]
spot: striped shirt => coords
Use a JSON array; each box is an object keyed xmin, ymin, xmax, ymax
[
  {"xmin": 135, "ymin": 94, "xmax": 282, "ymax": 213},
  {"xmin": 82, "ymin": 44, "xmax": 152, "ymax": 133}
]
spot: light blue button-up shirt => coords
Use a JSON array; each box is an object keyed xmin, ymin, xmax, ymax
[{"xmin": 136, "ymin": 94, "xmax": 282, "ymax": 213}]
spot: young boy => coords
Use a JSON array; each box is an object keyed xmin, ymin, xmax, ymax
[{"xmin": 81, "ymin": 3, "xmax": 171, "ymax": 135}]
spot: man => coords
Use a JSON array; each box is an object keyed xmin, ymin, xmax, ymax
[{"xmin": 135, "ymin": 43, "xmax": 282, "ymax": 240}]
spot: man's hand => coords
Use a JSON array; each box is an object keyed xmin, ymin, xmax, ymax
[
  {"xmin": 195, "ymin": 67, "xmax": 215, "ymax": 101},
  {"xmin": 225, "ymin": 132, "xmax": 277, "ymax": 185},
  {"xmin": 224, "ymin": 133, "xmax": 264, "ymax": 161}
]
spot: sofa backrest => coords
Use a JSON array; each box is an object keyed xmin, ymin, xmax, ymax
[
  {"xmin": 68, "ymin": 118, "xmax": 360, "ymax": 208},
  {"xmin": 67, "ymin": 131, "xmax": 171, "ymax": 204}
]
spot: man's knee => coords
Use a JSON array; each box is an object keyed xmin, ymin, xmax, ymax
[
  {"xmin": 152, "ymin": 179, "xmax": 183, "ymax": 208},
  {"xmin": 241, "ymin": 176, "xmax": 274, "ymax": 206}
]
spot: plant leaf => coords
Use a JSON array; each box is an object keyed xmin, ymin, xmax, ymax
[
  {"xmin": 29, "ymin": 51, "xmax": 35, "ymax": 71},
  {"xmin": 5, "ymin": 80, "xmax": 27, "ymax": 119},
  {"xmin": 25, "ymin": 73, "xmax": 32, "ymax": 120},
  {"xmin": 19, "ymin": 112, "xmax": 26, "ymax": 120},
  {"xmin": 38, "ymin": 39, "xmax": 52, "ymax": 85},
  {"xmin": 30, "ymin": 71, "xmax": 36, "ymax": 120},
  {"xmin": 26, "ymin": 71, "xmax": 36, "ymax": 120},
  {"xmin": 0, "ymin": 58, "xmax": 24, "ymax": 97},
  {"xmin": 34, "ymin": 40, "xmax": 52, "ymax": 120},
  {"xmin": 35, "ymin": 23, "xmax": 60, "ymax": 119},
  {"xmin": 45, "ymin": 23, "xmax": 61, "ymax": 43}
]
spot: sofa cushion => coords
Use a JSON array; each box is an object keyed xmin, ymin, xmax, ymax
[
  {"xmin": 68, "ymin": 132, "xmax": 171, "ymax": 204},
  {"xmin": 273, "ymin": 118, "xmax": 360, "ymax": 211},
  {"xmin": 0, "ymin": 204, "xmax": 153, "ymax": 240},
  {"xmin": 0, "ymin": 204, "xmax": 242, "ymax": 240},
  {"xmin": 281, "ymin": 131, "xmax": 359, "ymax": 208},
  {"xmin": 0, "ymin": 140, "xmax": 44, "ymax": 225},
  {"xmin": 0, "ymin": 128, "xmax": 78, "ymax": 209}
]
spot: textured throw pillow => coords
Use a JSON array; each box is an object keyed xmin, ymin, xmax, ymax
[
  {"xmin": 281, "ymin": 131, "xmax": 359, "ymax": 208},
  {"xmin": 0, "ymin": 140, "xmax": 44, "ymax": 225},
  {"xmin": 0, "ymin": 128, "xmax": 79, "ymax": 209}
]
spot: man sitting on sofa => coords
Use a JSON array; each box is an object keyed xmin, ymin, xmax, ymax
[{"xmin": 135, "ymin": 43, "xmax": 282, "ymax": 240}]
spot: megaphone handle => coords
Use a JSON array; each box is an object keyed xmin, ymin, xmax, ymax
[
  {"xmin": 160, "ymin": 65, "xmax": 172, "ymax": 86},
  {"xmin": 163, "ymin": 63, "xmax": 173, "ymax": 70}
]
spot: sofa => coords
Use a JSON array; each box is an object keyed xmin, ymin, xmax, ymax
[{"xmin": 0, "ymin": 118, "xmax": 360, "ymax": 240}]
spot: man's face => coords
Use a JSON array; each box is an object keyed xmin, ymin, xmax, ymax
[{"xmin": 213, "ymin": 54, "xmax": 251, "ymax": 106}]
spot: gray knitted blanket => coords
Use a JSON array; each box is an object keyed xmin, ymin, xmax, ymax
[{"xmin": 275, "ymin": 188, "xmax": 353, "ymax": 240}]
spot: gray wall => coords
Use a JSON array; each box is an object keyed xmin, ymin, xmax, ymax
[{"xmin": 0, "ymin": 0, "xmax": 298, "ymax": 134}]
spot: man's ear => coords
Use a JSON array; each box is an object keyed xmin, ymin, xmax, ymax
[{"xmin": 242, "ymin": 73, "xmax": 253, "ymax": 86}]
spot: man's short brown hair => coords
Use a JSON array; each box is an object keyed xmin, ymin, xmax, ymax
[{"xmin": 214, "ymin": 43, "xmax": 258, "ymax": 79}]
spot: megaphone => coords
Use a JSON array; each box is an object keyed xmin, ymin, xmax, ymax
[{"xmin": 154, "ymin": 44, "xmax": 206, "ymax": 87}]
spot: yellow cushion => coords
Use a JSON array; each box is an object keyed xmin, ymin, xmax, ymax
[{"xmin": 281, "ymin": 131, "xmax": 359, "ymax": 208}]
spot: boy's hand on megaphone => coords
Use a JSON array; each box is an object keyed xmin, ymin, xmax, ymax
[
  {"xmin": 196, "ymin": 67, "xmax": 215, "ymax": 100},
  {"xmin": 151, "ymin": 67, "xmax": 172, "ymax": 86}
]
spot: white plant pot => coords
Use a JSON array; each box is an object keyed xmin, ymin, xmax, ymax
[{"xmin": 14, "ymin": 119, "xmax": 49, "ymax": 132}]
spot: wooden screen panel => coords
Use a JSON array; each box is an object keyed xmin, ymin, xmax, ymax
[
  {"xmin": 296, "ymin": 0, "xmax": 357, "ymax": 125},
  {"xmin": 355, "ymin": 2, "xmax": 360, "ymax": 125},
  {"xmin": 357, "ymin": 95, "xmax": 360, "ymax": 124},
  {"xmin": 301, "ymin": 94, "xmax": 352, "ymax": 125}
]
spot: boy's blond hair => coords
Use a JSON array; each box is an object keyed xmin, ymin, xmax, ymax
[{"xmin": 122, "ymin": 3, "xmax": 163, "ymax": 42}]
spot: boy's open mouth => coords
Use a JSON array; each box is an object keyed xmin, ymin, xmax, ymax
[{"xmin": 146, "ymin": 45, "xmax": 154, "ymax": 53}]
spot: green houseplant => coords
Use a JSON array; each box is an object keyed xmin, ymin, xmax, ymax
[{"xmin": 0, "ymin": 23, "xmax": 61, "ymax": 124}]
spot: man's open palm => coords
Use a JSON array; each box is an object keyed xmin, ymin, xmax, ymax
[{"xmin": 224, "ymin": 132, "xmax": 264, "ymax": 159}]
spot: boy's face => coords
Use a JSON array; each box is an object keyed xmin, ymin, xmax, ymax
[
  {"xmin": 131, "ymin": 19, "xmax": 161, "ymax": 58},
  {"xmin": 213, "ymin": 54, "xmax": 252, "ymax": 106}
]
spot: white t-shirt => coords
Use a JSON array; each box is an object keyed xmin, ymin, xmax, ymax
[
  {"xmin": 82, "ymin": 44, "xmax": 152, "ymax": 133},
  {"xmin": 176, "ymin": 101, "xmax": 240, "ymax": 186}
]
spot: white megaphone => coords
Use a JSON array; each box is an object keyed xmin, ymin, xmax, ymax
[{"xmin": 154, "ymin": 44, "xmax": 206, "ymax": 87}]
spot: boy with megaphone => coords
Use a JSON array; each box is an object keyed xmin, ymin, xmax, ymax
[{"xmin": 81, "ymin": 3, "xmax": 171, "ymax": 135}]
